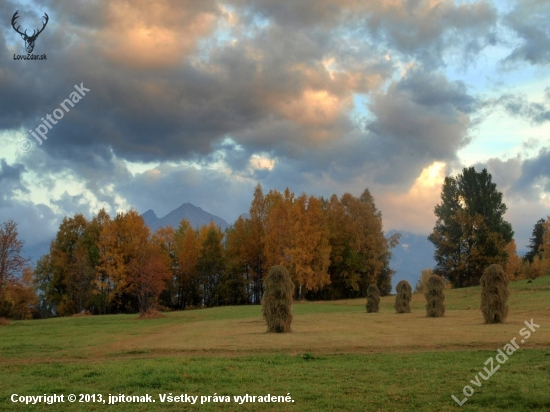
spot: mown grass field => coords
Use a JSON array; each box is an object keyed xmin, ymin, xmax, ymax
[{"xmin": 1, "ymin": 276, "xmax": 549, "ymax": 411}]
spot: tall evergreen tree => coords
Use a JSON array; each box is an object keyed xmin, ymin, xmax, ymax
[
  {"xmin": 524, "ymin": 218, "xmax": 546, "ymax": 263},
  {"xmin": 197, "ymin": 224, "xmax": 225, "ymax": 307},
  {"xmin": 429, "ymin": 167, "xmax": 513, "ymax": 287},
  {"xmin": 248, "ymin": 184, "xmax": 267, "ymax": 303}
]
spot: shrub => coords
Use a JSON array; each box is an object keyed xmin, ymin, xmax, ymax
[
  {"xmin": 425, "ymin": 275, "xmax": 445, "ymax": 317},
  {"xmin": 262, "ymin": 265, "xmax": 294, "ymax": 333},
  {"xmin": 366, "ymin": 284, "xmax": 380, "ymax": 313},
  {"xmin": 480, "ymin": 264, "xmax": 509, "ymax": 324},
  {"xmin": 415, "ymin": 268, "xmax": 433, "ymax": 293},
  {"xmin": 394, "ymin": 280, "xmax": 412, "ymax": 313},
  {"xmin": 0, "ymin": 317, "xmax": 10, "ymax": 326}
]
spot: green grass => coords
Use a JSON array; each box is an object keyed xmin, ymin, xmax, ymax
[
  {"xmin": 2, "ymin": 351, "xmax": 549, "ymax": 411},
  {"xmin": 1, "ymin": 276, "xmax": 549, "ymax": 411}
]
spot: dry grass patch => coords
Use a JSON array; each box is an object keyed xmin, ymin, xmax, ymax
[
  {"xmin": 138, "ymin": 310, "xmax": 165, "ymax": 319},
  {"xmin": 72, "ymin": 310, "xmax": 92, "ymax": 317},
  {"xmin": 104, "ymin": 303, "xmax": 550, "ymax": 358}
]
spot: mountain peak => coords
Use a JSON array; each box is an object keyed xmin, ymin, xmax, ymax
[
  {"xmin": 141, "ymin": 202, "xmax": 228, "ymax": 232},
  {"xmin": 141, "ymin": 209, "xmax": 159, "ymax": 226}
]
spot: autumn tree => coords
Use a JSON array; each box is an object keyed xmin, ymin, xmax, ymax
[
  {"xmin": 34, "ymin": 214, "xmax": 91, "ymax": 315},
  {"xmin": 415, "ymin": 268, "xmax": 434, "ymax": 293},
  {"xmin": 263, "ymin": 189, "xmax": 292, "ymax": 270},
  {"xmin": 286, "ymin": 194, "xmax": 331, "ymax": 299},
  {"xmin": 0, "ymin": 220, "xmax": 30, "ymax": 310},
  {"xmin": 3, "ymin": 267, "xmax": 38, "ymax": 319},
  {"xmin": 173, "ymin": 219, "xmax": 201, "ymax": 309},
  {"xmin": 97, "ymin": 210, "xmax": 152, "ymax": 313},
  {"xmin": 127, "ymin": 238, "xmax": 172, "ymax": 314},
  {"xmin": 504, "ymin": 240, "xmax": 521, "ymax": 280},
  {"xmin": 151, "ymin": 226, "xmax": 177, "ymax": 308},
  {"xmin": 314, "ymin": 190, "xmax": 397, "ymax": 299},
  {"xmin": 96, "ymin": 214, "xmax": 130, "ymax": 312},
  {"xmin": 33, "ymin": 254, "xmax": 55, "ymax": 317},
  {"xmin": 151, "ymin": 226, "xmax": 176, "ymax": 310},
  {"xmin": 533, "ymin": 217, "xmax": 550, "ymax": 278},
  {"xmin": 429, "ymin": 167, "xmax": 513, "ymax": 288},
  {"xmin": 222, "ymin": 217, "xmax": 250, "ymax": 305},
  {"xmin": 197, "ymin": 223, "xmax": 225, "ymax": 307},
  {"xmin": 86, "ymin": 209, "xmax": 111, "ymax": 313},
  {"xmin": 542, "ymin": 218, "xmax": 550, "ymax": 259},
  {"xmin": 247, "ymin": 184, "xmax": 267, "ymax": 303}
]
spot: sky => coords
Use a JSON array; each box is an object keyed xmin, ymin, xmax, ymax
[{"xmin": 0, "ymin": 0, "xmax": 549, "ymax": 255}]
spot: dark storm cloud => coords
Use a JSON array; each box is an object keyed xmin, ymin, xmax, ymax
[
  {"xmin": 478, "ymin": 147, "xmax": 550, "ymax": 200},
  {"xmin": 19, "ymin": 145, "xmax": 132, "ymax": 213},
  {"xmin": 503, "ymin": 0, "xmax": 550, "ymax": 66},
  {"xmin": 358, "ymin": 0, "xmax": 497, "ymax": 69},
  {"xmin": 365, "ymin": 69, "xmax": 475, "ymax": 184},
  {"xmin": 0, "ymin": 0, "xmax": 494, "ymax": 173},
  {"xmin": 0, "ymin": 159, "xmax": 28, "ymax": 206},
  {"xmin": 512, "ymin": 147, "xmax": 550, "ymax": 194},
  {"xmin": 0, "ymin": 159, "xmax": 57, "ymax": 245},
  {"xmin": 475, "ymin": 156, "xmax": 522, "ymax": 190}
]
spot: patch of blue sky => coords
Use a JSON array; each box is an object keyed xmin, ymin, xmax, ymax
[
  {"xmin": 459, "ymin": 103, "xmax": 550, "ymax": 165},
  {"xmin": 249, "ymin": 12, "xmax": 270, "ymax": 30},
  {"xmin": 238, "ymin": 14, "xmax": 270, "ymax": 41},
  {"xmin": 443, "ymin": 43, "xmax": 510, "ymax": 91},
  {"xmin": 350, "ymin": 93, "xmax": 374, "ymax": 130}
]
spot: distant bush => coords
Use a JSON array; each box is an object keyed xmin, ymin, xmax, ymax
[
  {"xmin": 0, "ymin": 317, "xmax": 9, "ymax": 326},
  {"xmin": 137, "ymin": 309, "xmax": 165, "ymax": 320},
  {"xmin": 262, "ymin": 265, "xmax": 294, "ymax": 333},
  {"xmin": 425, "ymin": 275, "xmax": 445, "ymax": 317},
  {"xmin": 415, "ymin": 268, "xmax": 433, "ymax": 293},
  {"xmin": 394, "ymin": 280, "xmax": 412, "ymax": 313},
  {"xmin": 366, "ymin": 284, "xmax": 380, "ymax": 313},
  {"xmin": 480, "ymin": 264, "xmax": 509, "ymax": 324}
]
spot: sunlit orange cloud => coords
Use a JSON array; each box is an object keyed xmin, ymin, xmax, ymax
[
  {"xmin": 378, "ymin": 161, "xmax": 446, "ymax": 234},
  {"xmin": 99, "ymin": 0, "xmax": 218, "ymax": 69},
  {"xmin": 274, "ymin": 89, "xmax": 348, "ymax": 128}
]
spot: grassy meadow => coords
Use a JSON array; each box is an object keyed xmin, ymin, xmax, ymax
[{"xmin": 1, "ymin": 276, "xmax": 549, "ymax": 411}]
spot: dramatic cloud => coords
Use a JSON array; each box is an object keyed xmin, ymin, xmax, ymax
[
  {"xmin": 0, "ymin": 159, "xmax": 28, "ymax": 206},
  {"xmin": 513, "ymin": 147, "xmax": 550, "ymax": 195},
  {"xmin": 376, "ymin": 161, "xmax": 447, "ymax": 234},
  {"xmin": 366, "ymin": 69, "xmax": 475, "ymax": 184}
]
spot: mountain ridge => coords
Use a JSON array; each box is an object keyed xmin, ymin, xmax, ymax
[{"xmin": 142, "ymin": 202, "xmax": 229, "ymax": 232}]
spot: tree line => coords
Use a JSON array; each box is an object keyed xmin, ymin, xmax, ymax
[
  {"xmin": 1, "ymin": 167, "xmax": 549, "ymax": 320},
  {"xmin": 1, "ymin": 185, "xmax": 399, "ymax": 317}
]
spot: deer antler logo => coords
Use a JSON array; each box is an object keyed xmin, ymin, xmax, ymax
[{"xmin": 11, "ymin": 10, "xmax": 49, "ymax": 54}]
